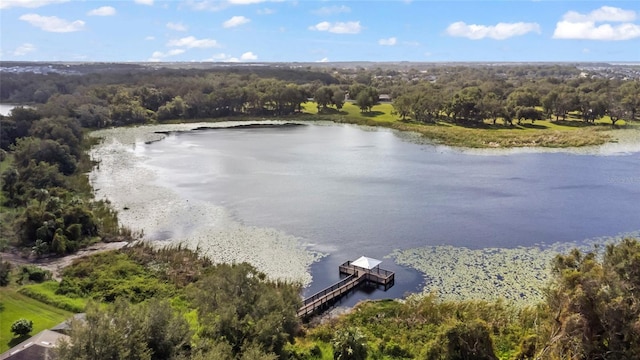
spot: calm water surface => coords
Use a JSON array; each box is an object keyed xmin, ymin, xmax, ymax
[{"xmin": 142, "ymin": 124, "xmax": 640, "ymax": 303}]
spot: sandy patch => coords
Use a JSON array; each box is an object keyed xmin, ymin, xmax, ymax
[{"xmin": 89, "ymin": 122, "xmax": 322, "ymax": 286}]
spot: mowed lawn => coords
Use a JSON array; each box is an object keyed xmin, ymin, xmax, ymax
[
  {"xmin": 0, "ymin": 288, "xmax": 73, "ymax": 352},
  {"xmin": 303, "ymin": 101, "xmax": 397, "ymax": 123}
]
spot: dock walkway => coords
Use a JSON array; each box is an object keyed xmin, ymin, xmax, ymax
[{"xmin": 297, "ymin": 260, "xmax": 395, "ymax": 318}]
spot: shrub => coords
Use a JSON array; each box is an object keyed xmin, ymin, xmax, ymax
[
  {"xmin": 20, "ymin": 264, "xmax": 51, "ymax": 283},
  {"xmin": 19, "ymin": 282, "xmax": 87, "ymax": 312},
  {"xmin": 11, "ymin": 318, "xmax": 33, "ymax": 337},
  {"xmin": 331, "ymin": 327, "xmax": 368, "ymax": 360}
]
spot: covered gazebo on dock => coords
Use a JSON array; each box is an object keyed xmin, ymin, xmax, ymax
[
  {"xmin": 296, "ymin": 255, "xmax": 395, "ymax": 318},
  {"xmin": 350, "ymin": 256, "xmax": 382, "ymax": 270}
]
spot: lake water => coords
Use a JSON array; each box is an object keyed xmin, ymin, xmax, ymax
[
  {"xmin": 0, "ymin": 104, "xmax": 19, "ymax": 116},
  {"xmin": 139, "ymin": 123, "xmax": 640, "ymax": 305}
]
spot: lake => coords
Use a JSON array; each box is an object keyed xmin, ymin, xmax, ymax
[
  {"xmin": 128, "ymin": 123, "xmax": 640, "ymax": 304},
  {"xmin": 0, "ymin": 104, "xmax": 20, "ymax": 116}
]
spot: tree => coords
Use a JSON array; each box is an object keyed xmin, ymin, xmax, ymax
[
  {"xmin": 76, "ymin": 104, "xmax": 111, "ymax": 128},
  {"xmin": 481, "ymin": 92, "xmax": 504, "ymax": 125},
  {"xmin": 0, "ymin": 106, "xmax": 41, "ymax": 150},
  {"xmin": 188, "ymin": 263, "xmax": 300, "ymax": 357},
  {"xmin": 314, "ymin": 86, "xmax": 333, "ymax": 111},
  {"xmin": 331, "ymin": 327, "xmax": 368, "ymax": 360},
  {"xmin": 620, "ymin": 81, "xmax": 640, "ymax": 121},
  {"xmin": 355, "ymin": 87, "xmax": 378, "ymax": 113},
  {"xmin": 11, "ymin": 319, "xmax": 33, "ymax": 337},
  {"xmin": 12, "ymin": 137, "xmax": 78, "ymax": 175},
  {"xmin": 392, "ymin": 94, "xmax": 412, "ymax": 121},
  {"xmin": 330, "ymin": 86, "xmax": 345, "ymax": 110},
  {"xmin": 543, "ymin": 239, "xmax": 640, "ymax": 359},
  {"xmin": 57, "ymin": 299, "xmax": 191, "ymax": 360},
  {"xmin": 109, "ymin": 89, "xmax": 149, "ymax": 125},
  {"xmin": 515, "ymin": 107, "xmax": 543, "ymax": 124},
  {"xmin": 449, "ymin": 86, "xmax": 483, "ymax": 122},
  {"xmin": 157, "ymin": 96, "xmax": 187, "ymax": 120},
  {"xmin": 29, "ymin": 116, "xmax": 83, "ymax": 157}
]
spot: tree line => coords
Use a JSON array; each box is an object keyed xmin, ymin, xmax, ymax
[
  {"xmin": 1, "ymin": 106, "xmax": 123, "ymax": 256},
  {"xmin": 1, "ymin": 65, "xmax": 637, "ymax": 130},
  {"xmin": 391, "ymin": 76, "xmax": 639, "ymax": 126}
]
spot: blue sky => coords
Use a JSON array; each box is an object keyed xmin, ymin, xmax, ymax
[{"xmin": 1, "ymin": 0, "xmax": 639, "ymax": 62}]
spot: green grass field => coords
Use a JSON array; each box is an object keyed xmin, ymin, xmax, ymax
[{"xmin": 0, "ymin": 288, "xmax": 73, "ymax": 352}]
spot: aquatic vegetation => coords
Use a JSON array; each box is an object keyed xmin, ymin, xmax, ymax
[
  {"xmin": 89, "ymin": 122, "xmax": 324, "ymax": 286},
  {"xmin": 389, "ymin": 230, "xmax": 640, "ymax": 304}
]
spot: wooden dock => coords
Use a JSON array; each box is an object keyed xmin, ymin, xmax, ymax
[{"xmin": 297, "ymin": 260, "xmax": 395, "ymax": 318}]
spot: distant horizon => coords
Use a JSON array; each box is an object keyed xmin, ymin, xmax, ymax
[
  {"xmin": 1, "ymin": 1, "xmax": 639, "ymax": 63},
  {"xmin": 2, "ymin": 60, "xmax": 640, "ymax": 65}
]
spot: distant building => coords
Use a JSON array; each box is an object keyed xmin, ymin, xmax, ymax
[{"xmin": 378, "ymin": 94, "xmax": 392, "ymax": 102}]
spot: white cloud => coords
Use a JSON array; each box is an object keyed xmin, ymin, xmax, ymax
[
  {"xmin": 553, "ymin": 6, "xmax": 640, "ymax": 40},
  {"xmin": 223, "ymin": 15, "xmax": 250, "ymax": 28},
  {"xmin": 562, "ymin": 6, "xmax": 636, "ymax": 23},
  {"xmin": 185, "ymin": 0, "xmax": 281, "ymax": 11},
  {"xmin": 0, "ymin": 0, "xmax": 68, "ymax": 9},
  {"xmin": 228, "ymin": 0, "xmax": 271, "ymax": 4},
  {"xmin": 317, "ymin": 57, "xmax": 329, "ymax": 63},
  {"xmin": 87, "ymin": 6, "xmax": 116, "ymax": 16},
  {"xmin": 240, "ymin": 51, "xmax": 257, "ymax": 60},
  {"xmin": 145, "ymin": 36, "xmax": 156, "ymax": 40},
  {"xmin": 19, "ymin": 13, "xmax": 85, "ymax": 32},
  {"xmin": 13, "ymin": 43, "xmax": 36, "ymax": 56},
  {"xmin": 553, "ymin": 21, "xmax": 640, "ymax": 40},
  {"xmin": 378, "ymin": 37, "xmax": 397, "ymax": 46},
  {"xmin": 166, "ymin": 22, "xmax": 188, "ymax": 31},
  {"xmin": 134, "ymin": 0, "xmax": 154, "ymax": 5},
  {"xmin": 257, "ymin": 8, "xmax": 274, "ymax": 15},
  {"xmin": 149, "ymin": 49, "xmax": 185, "ymax": 62},
  {"xmin": 446, "ymin": 21, "xmax": 541, "ymax": 40},
  {"xmin": 205, "ymin": 52, "xmax": 256, "ymax": 62},
  {"xmin": 309, "ymin": 21, "xmax": 362, "ymax": 34},
  {"xmin": 167, "ymin": 36, "xmax": 219, "ymax": 48},
  {"xmin": 312, "ymin": 5, "xmax": 350, "ymax": 16}
]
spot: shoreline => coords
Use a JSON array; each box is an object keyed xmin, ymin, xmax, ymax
[
  {"xmin": 89, "ymin": 120, "xmax": 640, "ymax": 304},
  {"xmin": 89, "ymin": 121, "xmax": 324, "ymax": 286}
]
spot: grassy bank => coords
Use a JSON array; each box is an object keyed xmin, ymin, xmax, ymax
[{"xmin": 298, "ymin": 102, "xmax": 633, "ymax": 148}]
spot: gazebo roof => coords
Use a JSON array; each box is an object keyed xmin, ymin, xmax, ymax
[{"xmin": 351, "ymin": 256, "xmax": 382, "ymax": 270}]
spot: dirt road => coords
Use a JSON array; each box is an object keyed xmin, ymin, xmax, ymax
[{"xmin": 0, "ymin": 241, "xmax": 129, "ymax": 280}]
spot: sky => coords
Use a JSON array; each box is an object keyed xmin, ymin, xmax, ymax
[{"xmin": 1, "ymin": 0, "xmax": 639, "ymax": 63}]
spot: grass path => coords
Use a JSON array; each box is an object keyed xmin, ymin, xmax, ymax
[{"xmin": 0, "ymin": 288, "xmax": 72, "ymax": 352}]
